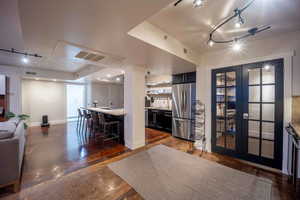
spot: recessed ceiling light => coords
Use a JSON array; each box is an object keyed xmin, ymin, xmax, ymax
[
  {"xmin": 22, "ymin": 57, "xmax": 29, "ymax": 64},
  {"xmin": 53, "ymin": 79, "xmax": 57, "ymax": 82},
  {"xmin": 107, "ymin": 74, "xmax": 111, "ymax": 78},
  {"xmin": 116, "ymin": 77, "xmax": 121, "ymax": 81}
]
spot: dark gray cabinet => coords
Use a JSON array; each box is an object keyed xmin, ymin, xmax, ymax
[
  {"xmin": 146, "ymin": 109, "xmax": 172, "ymax": 133},
  {"xmin": 172, "ymin": 72, "xmax": 196, "ymax": 84}
]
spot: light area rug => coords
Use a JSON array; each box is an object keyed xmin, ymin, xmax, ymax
[{"xmin": 108, "ymin": 145, "xmax": 272, "ymax": 200}]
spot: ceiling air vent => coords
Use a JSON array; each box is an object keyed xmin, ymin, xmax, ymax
[{"xmin": 75, "ymin": 51, "xmax": 105, "ymax": 62}]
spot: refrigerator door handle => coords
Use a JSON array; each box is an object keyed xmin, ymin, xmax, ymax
[
  {"xmin": 184, "ymin": 90, "xmax": 187, "ymax": 111},
  {"xmin": 174, "ymin": 118, "xmax": 185, "ymax": 122},
  {"xmin": 181, "ymin": 91, "xmax": 184, "ymax": 111}
]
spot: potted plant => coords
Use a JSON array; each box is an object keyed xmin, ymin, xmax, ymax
[{"xmin": 5, "ymin": 112, "xmax": 30, "ymax": 129}]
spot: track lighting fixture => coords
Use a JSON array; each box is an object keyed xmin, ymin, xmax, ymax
[
  {"xmin": 234, "ymin": 9, "xmax": 244, "ymax": 28},
  {"xmin": 173, "ymin": 0, "xmax": 272, "ymax": 48},
  {"xmin": 232, "ymin": 40, "xmax": 242, "ymax": 51},
  {"xmin": 174, "ymin": 0, "xmax": 205, "ymax": 8},
  {"xmin": 0, "ymin": 48, "xmax": 42, "ymax": 58},
  {"xmin": 207, "ymin": 0, "xmax": 271, "ymax": 47},
  {"xmin": 208, "ymin": 39, "xmax": 214, "ymax": 47}
]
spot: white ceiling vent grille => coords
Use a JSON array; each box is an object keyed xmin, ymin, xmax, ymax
[{"xmin": 75, "ymin": 51, "xmax": 105, "ymax": 62}]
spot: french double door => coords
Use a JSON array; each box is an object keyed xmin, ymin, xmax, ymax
[{"xmin": 212, "ymin": 59, "xmax": 284, "ymax": 169}]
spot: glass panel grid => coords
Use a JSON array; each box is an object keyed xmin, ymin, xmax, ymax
[
  {"xmin": 216, "ymin": 73, "xmax": 225, "ymax": 86},
  {"xmin": 262, "ymin": 65, "xmax": 275, "ymax": 84},
  {"xmin": 249, "ymin": 68, "xmax": 260, "ymax": 85},
  {"xmin": 262, "ymin": 85, "xmax": 275, "ymax": 102},
  {"xmin": 247, "ymin": 65, "xmax": 276, "ymax": 159},
  {"xmin": 215, "ymin": 71, "xmax": 237, "ymax": 151},
  {"xmin": 249, "ymin": 86, "xmax": 260, "ymax": 102}
]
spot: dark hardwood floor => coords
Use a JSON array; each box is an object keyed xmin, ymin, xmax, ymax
[
  {"xmin": 0, "ymin": 123, "xmax": 298, "ymax": 199},
  {"xmin": 0, "ymin": 122, "xmax": 171, "ymax": 197}
]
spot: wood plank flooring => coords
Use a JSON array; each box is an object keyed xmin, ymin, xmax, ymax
[
  {"xmin": 0, "ymin": 122, "xmax": 170, "ymax": 197},
  {"xmin": 0, "ymin": 123, "xmax": 298, "ymax": 199}
]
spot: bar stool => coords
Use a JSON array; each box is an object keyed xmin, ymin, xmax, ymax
[
  {"xmin": 82, "ymin": 109, "xmax": 92, "ymax": 140},
  {"xmin": 90, "ymin": 111, "xmax": 100, "ymax": 137},
  {"xmin": 98, "ymin": 113, "xmax": 120, "ymax": 144},
  {"xmin": 77, "ymin": 108, "xmax": 84, "ymax": 131}
]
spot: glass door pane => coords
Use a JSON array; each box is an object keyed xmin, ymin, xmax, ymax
[
  {"xmin": 214, "ymin": 70, "xmax": 237, "ymax": 151},
  {"xmin": 246, "ymin": 66, "xmax": 276, "ymax": 159}
]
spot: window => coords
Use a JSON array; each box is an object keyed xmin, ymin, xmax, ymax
[{"xmin": 66, "ymin": 84, "xmax": 85, "ymax": 119}]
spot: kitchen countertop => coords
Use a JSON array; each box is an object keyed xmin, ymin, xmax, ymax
[
  {"xmin": 145, "ymin": 107, "xmax": 172, "ymax": 111},
  {"xmin": 84, "ymin": 107, "xmax": 125, "ymax": 116},
  {"xmin": 291, "ymin": 123, "xmax": 300, "ymax": 138}
]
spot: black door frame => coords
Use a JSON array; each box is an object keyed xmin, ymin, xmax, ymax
[
  {"xmin": 211, "ymin": 59, "xmax": 284, "ymax": 169},
  {"xmin": 211, "ymin": 66, "xmax": 243, "ymax": 157}
]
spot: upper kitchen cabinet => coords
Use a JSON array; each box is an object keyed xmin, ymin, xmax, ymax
[
  {"xmin": 172, "ymin": 72, "xmax": 196, "ymax": 84},
  {"xmin": 0, "ymin": 75, "xmax": 6, "ymax": 95},
  {"xmin": 293, "ymin": 60, "xmax": 300, "ymax": 96}
]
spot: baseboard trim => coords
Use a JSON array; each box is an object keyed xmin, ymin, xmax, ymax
[{"xmin": 29, "ymin": 120, "xmax": 68, "ymax": 127}]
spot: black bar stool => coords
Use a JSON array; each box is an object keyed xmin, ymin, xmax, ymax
[
  {"xmin": 82, "ymin": 109, "xmax": 92, "ymax": 140},
  {"xmin": 90, "ymin": 111, "xmax": 100, "ymax": 137},
  {"xmin": 98, "ymin": 113, "xmax": 120, "ymax": 144},
  {"xmin": 77, "ymin": 108, "xmax": 84, "ymax": 131}
]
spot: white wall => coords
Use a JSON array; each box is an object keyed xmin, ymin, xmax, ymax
[
  {"xmin": 22, "ymin": 79, "xmax": 67, "ymax": 126},
  {"xmin": 88, "ymin": 82, "xmax": 124, "ymax": 108},
  {"xmin": 196, "ymin": 31, "xmax": 300, "ymax": 175}
]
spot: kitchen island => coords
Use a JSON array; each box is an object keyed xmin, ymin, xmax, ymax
[
  {"xmin": 83, "ymin": 107, "xmax": 125, "ymax": 144},
  {"xmin": 85, "ymin": 107, "xmax": 125, "ymax": 116}
]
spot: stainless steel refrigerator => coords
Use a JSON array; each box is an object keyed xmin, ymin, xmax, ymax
[{"xmin": 172, "ymin": 83, "xmax": 196, "ymax": 141}]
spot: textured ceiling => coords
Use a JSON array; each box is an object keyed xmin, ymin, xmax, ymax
[
  {"xmin": 0, "ymin": 0, "xmax": 195, "ymax": 76},
  {"xmin": 148, "ymin": 0, "xmax": 300, "ymax": 53}
]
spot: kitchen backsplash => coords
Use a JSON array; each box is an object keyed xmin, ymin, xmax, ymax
[
  {"xmin": 151, "ymin": 98, "xmax": 172, "ymax": 109},
  {"xmin": 292, "ymin": 96, "xmax": 300, "ymax": 124}
]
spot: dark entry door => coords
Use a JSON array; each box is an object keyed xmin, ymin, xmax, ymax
[{"xmin": 212, "ymin": 59, "xmax": 284, "ymax": 169}]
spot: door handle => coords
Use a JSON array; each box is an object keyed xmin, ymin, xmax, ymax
[{"xmin": 243, "ymin": 113, "xmax": 249, "ymax": 119}]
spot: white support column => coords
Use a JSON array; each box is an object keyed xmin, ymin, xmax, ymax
[{"xmin": 124, "ymin": 65, "xmax": 146, "ymax": 150}]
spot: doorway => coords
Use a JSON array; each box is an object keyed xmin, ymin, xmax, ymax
[
  {"xmin": 66, "ymin": 84, "xmax": 85, "ymax": 120},
  {"xmin": 211, "ymin": 59, "xmax": 284, "ymax": 169}
]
